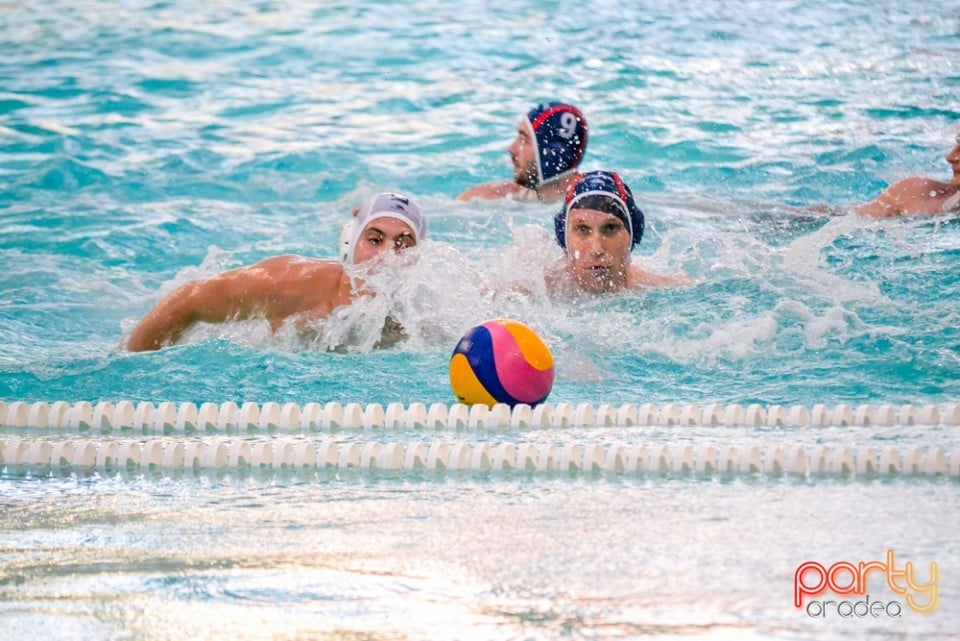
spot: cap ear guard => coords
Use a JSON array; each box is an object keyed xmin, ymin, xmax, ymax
[
  {"xmin": 339, "ymin": 220, "xmax": 354, "ymax": 263},
  {"xmin": 554, "ymin": 210, "xmax": 567, "ymax": 249},
  {"xmin": 628, "ymin": 198, "xmax": 645, "ymax": 246}
]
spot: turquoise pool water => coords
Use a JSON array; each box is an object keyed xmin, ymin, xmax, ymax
[{"xmin": 1, "ymin": 1, "xmax": 958, "ymax": 639}]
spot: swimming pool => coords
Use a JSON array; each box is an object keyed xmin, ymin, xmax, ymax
[{"xmin": 1, "ymin": 0, "xmax": 958, "ymax": 638}]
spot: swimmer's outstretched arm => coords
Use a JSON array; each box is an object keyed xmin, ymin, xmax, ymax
[
  {"xmin": 457, "ymin": 180, "xmax": 525, "ymax": 202},
  {"xmin": 798, "ymin": 201, "xmax": 884, "ymax": 217},
  {"xmin": 632, "ymin": 267, "xmax": 695, "ymax": 289},
  {"xmin": 127, "ymin": 266, "xmax": 269, "ymax": 352},
  {"xmin": 127, "ymin": 255, "xmax": 340, "ymax": 352}
]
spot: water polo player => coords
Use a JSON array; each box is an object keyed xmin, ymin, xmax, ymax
[
  {"xmin": 126, "ymin": 193, "xmax": 426, "ymax": 352},
  {"xmin": 854, "ymin": 131, "xmax": 960, "ymax": 217},
  {"xmin": 458, "ymin": 102, "xmax": 588, "ymax": 203},
  {"xmin": 547, "ymin": 171, "xmax": 692, "ymax": 296}
]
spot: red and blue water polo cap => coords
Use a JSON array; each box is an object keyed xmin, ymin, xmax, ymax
[
  {"xmin": 524, "ymin": 102, "xmax": 588, "ymax": 185},
  {"xmin": 554, "ymin": 170, "xmax": 646, "ymax": 250}
]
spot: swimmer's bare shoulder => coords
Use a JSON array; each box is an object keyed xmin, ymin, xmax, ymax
[
  {"xmin": 855, "ymin": 177, "xmax": 950, "ymax": 217},
  {"xmin": 248, "ymin": 256, "xmax": 354, "ymax": 320}
]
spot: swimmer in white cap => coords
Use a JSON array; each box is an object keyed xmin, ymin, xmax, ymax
[
  {"xmin": 458, "ymin": 102, "xmax": 588, "ymax": 203},
  {"xmin": 340, "ymin": 192, "xmax": 426, "ymax": 263},
  {"xmin": 127, "ymin": 193, "xmax": 425, "ymax": 352},
  {"xmin": 854, "ymin": 131, "xmax": 960, "ymax": 217}
]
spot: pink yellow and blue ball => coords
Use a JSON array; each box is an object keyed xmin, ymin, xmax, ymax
[{"xmin": 449, "ymin": 319, "xmax": 555, "ymax": 407}]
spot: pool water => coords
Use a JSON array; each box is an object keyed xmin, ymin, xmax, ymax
[{"xmin": 1, "ymin": 1, "xmax": 958, "ymax": 639}]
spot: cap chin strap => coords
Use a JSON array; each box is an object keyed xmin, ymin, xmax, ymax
[{"xmin": 523, "ymin": 119, "xmax": 544, "ymax": 187}]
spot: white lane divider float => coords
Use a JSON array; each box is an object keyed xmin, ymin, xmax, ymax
[
  {"xmin": 1, "ymin": 437, "xmax": 958, "ymax": 479},
  {"xmin": 1, "ymin": 401, "xmax": 959, "ymax": 432}
]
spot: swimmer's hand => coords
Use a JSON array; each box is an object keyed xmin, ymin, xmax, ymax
[{"xmin": 373, "ymin": 316, "xmax": 407, "ymax": 350}]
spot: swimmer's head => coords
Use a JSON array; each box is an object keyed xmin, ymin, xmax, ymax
[
  {"xmin": 341, "ymin": 192, "xmax": 426, "ymax": 265},
  {"xmin": 554, "ymin": 171, "xmax": 645, "ymax": 251},
  {"xmin": 948, "ymin": 132, "xmax": 960, "ymax": 186},
  {"xmin": 511, "ymin": 102, "xmax": 587, "ymax": 188}
]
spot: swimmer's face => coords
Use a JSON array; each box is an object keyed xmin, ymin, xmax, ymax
[
  {"xmin": 508, "ymin": 121, "xmax": 539, "ymax": 188},
  {"xmin": 564, "ymin": 208, "xmax": 632, "ymax": 294},
  {"xmin": 351, "ymin": 217, "xmax": 417, "ymax": 265},
  {"xmin": 947, "ymin": 133, "xmax": 960, "ymax": 186}
]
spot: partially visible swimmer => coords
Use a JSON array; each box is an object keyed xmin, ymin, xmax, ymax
[
  {"xmin": 126, "ymin": 193, "xmax": 426, "ymax": 352},
  {"xmin": 457, "ymin": 102, "xmax": 587, "ymax": 203},
  {"xmin": 547, "ymin": 171, "xmax": 693, "ymax": 297},
  {"xmin": 854, "ymin": 131, "xmax": 960, "ymax": 217}
]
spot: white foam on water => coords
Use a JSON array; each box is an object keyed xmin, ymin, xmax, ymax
[
  {"xmin": 230, "ymin": 229, "xmax": 752, "ymax": 361},
  {"xmin": 777, "ymin": 215, "xmax": 891, "ymax": 305},
  {"xmin": 112, "ymin": 198, "xmax": 943, "ymax": 366}
]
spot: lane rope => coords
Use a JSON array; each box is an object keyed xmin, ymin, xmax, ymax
[
  {"xmin": 1, "ymin": 400, "xmax": 958, "ymax": 432},
  {"xmin": 1, "ymin": 436, "xmax": 957, "ymax": 478}
]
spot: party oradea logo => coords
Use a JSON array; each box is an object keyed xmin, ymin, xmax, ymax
[{"xmin": 794, "ymin": 549, "xmax": 938, "ymax": 618}]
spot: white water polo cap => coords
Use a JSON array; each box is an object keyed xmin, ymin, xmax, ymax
[{"xmin": 342, "ymin": 192, "xmax": 426, "ymax": 264}]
